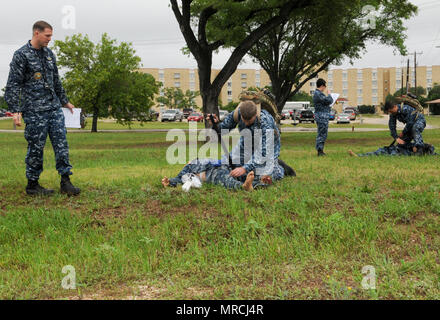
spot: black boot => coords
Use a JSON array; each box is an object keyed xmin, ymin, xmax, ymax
[
  {"xmin": 317, "ymin": 149, "xmax": 326, "ymax": 157},
  {"xmin": 26, "ymin": 180, "xmax": 54, "ymax": 196},
  {"xmin": 60, "ymin": 174, "xmax": 81, "ymax": 196},
  {"xmin": 278, "ymin": 158, "xmax": 296, "ymax": 177}
]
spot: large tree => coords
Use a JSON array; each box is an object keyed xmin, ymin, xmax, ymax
[
  {"xmin": 53, "ymin": 33, "xmax": 159, "ymax": 132},
  {"xmin": 170, "ymin": 0, "xmax": 311, "ymax": 117},
  {"xmin": 246, "ymin": 0, "xmax": 417, "ymax": 112}
]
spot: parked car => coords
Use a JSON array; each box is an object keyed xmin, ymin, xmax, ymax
[
  {"xmin": 336, "ymin": 112, "xmax": 351, "ymax": 124},
  {"xmin": 281, "ymin": 110, "xmax": 291, "ymax": 120},
  {"xmin": 161, "ymin": 109, "xmax": 183, "ymax": 122},
  {"xmin": 187, "ymin": 112, "xmax": 204, "ymax": 122},
  {"xmin": 0, "ymin": 109, "xmax": 7, "ymax": 117},
  {"xmin": 297, "ymin": 109, "xmax": 315, "ymax": 123},
  {"xmin": 5, "ymin": 111, "xmax": 13, "ymax": 117},
  {"xmin": 343, "ymin": 107, "xmax": 357, "ymax": 120},
  {"xmin": 219, "ymin": 110, "xmax": 229, "ymax": 121},
  {"xmin": 329, "ymin": 109, "xmax": 337, "ymax": 121},
  {"xmin": 182, "ymin": 108, "xmax": 193, "ymax": 119},
  {"xmin": 147, "ymin": 109, "xmax": 159, "ymax": 121}
]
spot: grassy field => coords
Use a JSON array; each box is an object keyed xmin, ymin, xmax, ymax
[
  {"xmin": 2, "ymin": 115, "xmax": 440, "ymax": 131},
  {"xmin": 0, "ymin": 127, "xmax": 439, "ymax": 300},
  {"xmin": 0, "ymin": 118, "xmax": 391, "ymax": 130}
]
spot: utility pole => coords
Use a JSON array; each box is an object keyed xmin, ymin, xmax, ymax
[{"xmin": 406, "ymin": 51, "xmax": 423, "ymax": 95}]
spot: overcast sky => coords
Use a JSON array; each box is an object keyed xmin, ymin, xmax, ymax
[{"xmin": 1, "ymin": 0, "xmax": 440, "ymax": 89}]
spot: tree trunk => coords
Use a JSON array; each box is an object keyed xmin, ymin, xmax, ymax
[{"xmin": 91, "ymin": 106, "xmax": 99, "ymax": 133}]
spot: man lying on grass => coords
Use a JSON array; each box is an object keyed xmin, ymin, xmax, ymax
[
  {"xmin": 161, "ymin": 158, "xmax": 273, "ymax": 192},
  {"xmin": 348, "ymin": 142, "xmax": 437, "ymax": 157}
]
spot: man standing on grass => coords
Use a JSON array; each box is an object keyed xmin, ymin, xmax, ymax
[
  {"xmin": 313, "ymin": 78, "xmax": 333, "ymax": 157},
  {"xmin": 5, "ymin": 21, "xmax": 80, "ymax": 196}
]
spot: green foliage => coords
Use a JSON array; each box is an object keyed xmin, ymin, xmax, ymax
[
  {"xmin": 0, "ymin": 88, "xmax": 6, "ymax": 110},
  {"xmin": 222, "ymin": 101, "xmax": 239, "ymax": 113},
  {"xmin": 385, "ymin": 94, "xmax": 395, "ymax": 103},
  {"xmin": 157, "ymin": 88, "xmax": 200, "ymax": 110},
  {"xmin": 358, "ymin": 105, "xmax": 376, "ymax": 114},
  {"xmin": 393, "ymin": 86, "xmax": 427, "ymax": 97},
  {"xmin": 289, "ymin": 91, "xmax": 313, "ymax": 103},
  {"xmin": 53, "ymin": 33, "xmax": 159, "ymax": 131},
  {"xmin": 0, "ymin": 96, "xmax": 7, "ymax": 110},
  {"xmin": 246, "ymin": 0, "xmax": 418, "ymax": 111},
  {"xmin": 427, "ymin": 85, "xmax": 440, "ymax": 115}
]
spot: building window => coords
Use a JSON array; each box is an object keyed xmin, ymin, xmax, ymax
[
  {"xmin": 357, "ymin": 97, "xmax": 363, "ymax": 105},
  {"xmin": 227, "ymin": 90, "xmax": 232, "ymax": 96},
  {"xmin": 310, "ymin": 90, "xmax": 314, "ymax": 96},
  {"xmin": 343, "ymin": 72, "xmax": 347, "ymax": 81},
  {"xmin": 427, "ymin": 67, "xmax": 432, "ymax": 78},
  {"xmin": 328, "ymin": 72, "xmax": 333, "ymax": 80},
  {"xmin": 241, "ymin": 73, "xmax": 247, "ymax": 79},
  {"xmin": 310, "ymin": 81, "xmax": 315, "ymax": 87},
  {"xmin": 343, "ymin": 89, "xmax": 348, "ymax": 97},
  {"xmin": 372, "ymin": 70, "xmax": 377, "ymax": 80},
  {"xmin": 241, "ymin": 82, "xmax": 247, "ymax": 88},
  {"xmin": 428, "ymin": 79, "xmax": 432, "ymax": 86},
  {"xmin": 256, "ymin": 82, "xmax": 260, "ymax": 88},
  {"xmin": 174, "ymin": 82, "xmax": 180, "ymax": 87},
  {"xmin": 189, "ymin": 71, "xmax": 195, "ymax": 80},
  {"xmin": 357, "ymin": 81, "xmax": 363, "ymax": 87},
  {"xmin": 372, "ymin": 80, "xmax": 377, "ymax": 87},
  {"xmin": 343, "ymin": 81, "xmax": 348, "ymax": 89},
  {"xmin": 372, "ymin": 97, "xmax": 378, "ymax": 104},
  {"xmin": 174, "ymin": 73, "xmax": 181, "ymax": 79},
  {"xmin": 357, "ymin": 70, "xmax": 363, "ymax": 80},
  {"xmin": 372, "ymin": 89, "xmax": 377, "ymax": 96},
  {"xmin": 357, "ymin": 89, "xmax": 363, "ymax": 96},
  {"xmin": 228, "ymin": 97, "xmax": 232, "ymax": 103},
  {"xmin": 190, "ymin": 81, "xmax": 195, "ymax": 91}
]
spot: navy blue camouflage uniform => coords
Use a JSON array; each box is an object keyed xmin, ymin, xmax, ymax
[
  {"xmin": 356, "ymin": 143, "xmax": 437, "ymax": 157},
  {"xmin": 5, "ymin": 41, "xmax": 72, "ymax": 181},
  {"xmin": 219, "ymin": 109, "xmax": 284, "ymax": 183},
  {"xmin": 313, "ymin": 89, "xmax": 333, "ymax": 151},
  {"xmin": 389, "ymin": 104, "xmax": 426, "ymax": 148},
  {"xmin": 168, "ymin": 159, "xmax": 253, "ymax": 189}
]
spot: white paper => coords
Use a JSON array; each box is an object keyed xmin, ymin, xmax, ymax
[
  {"xmin": 62, "ymin": 108, "xmax": 82, "ymax": 128},
  {"xmin": 330, "ymin": 93, "xmax": 340, "ymax": 107}
]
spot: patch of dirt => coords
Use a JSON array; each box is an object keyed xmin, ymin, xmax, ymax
[{"xmin": 64, "ymin": 282, "xmax": 214, "ymax": 300}]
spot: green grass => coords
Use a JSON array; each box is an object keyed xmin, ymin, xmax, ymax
[
  {"xmin": 0, "ymin": 118, "xmax": 389, "ymax": 131},
  {"xmin": 0, "ymin": 128, "xmax": 439, "ymax": 300}
]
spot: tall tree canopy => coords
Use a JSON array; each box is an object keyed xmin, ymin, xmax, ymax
[
  {"xmin": 53, "ymin": 33, "xmax": 159, "ymax": 132},
  {"xmin": 170, "ymin": 0, "xmax": 311, "ymax": 117},
  {"xmin": 246, "ymin": 0, "xmax": 418, "ymax": 112}
]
